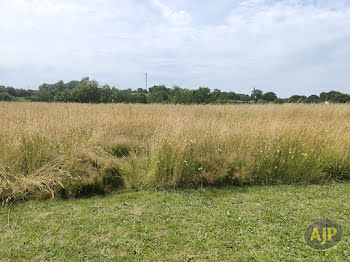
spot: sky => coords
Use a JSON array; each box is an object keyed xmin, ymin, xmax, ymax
[{"xmin": 0, "ymin": 0, "xmax": 349, "ymax": 97}]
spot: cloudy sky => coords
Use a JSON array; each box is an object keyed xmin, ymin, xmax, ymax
[{"xmin": 0, "ymin": 0, "xmax": 349, "ymax": 97}]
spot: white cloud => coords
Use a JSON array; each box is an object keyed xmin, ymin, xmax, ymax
[
  {"xmin": 0, "ymin": 0, "xmax": 349, "ymax": 96},
  {"xmin": 152, "ymin": 0, "xmax": 191, "ymax": 25}
]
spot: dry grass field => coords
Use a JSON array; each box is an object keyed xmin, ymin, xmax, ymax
[{"xmin": 1, "ymin": 102, "xmax": 350, "ymax": 201}]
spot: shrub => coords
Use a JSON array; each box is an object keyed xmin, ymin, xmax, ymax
[
  {"xmin": 0, "ymin": 91, "xmax": 14, "ymax": 101},
  {"xmin": 273, "ymin": 98, "xmax": 284, "ymax": 104}
]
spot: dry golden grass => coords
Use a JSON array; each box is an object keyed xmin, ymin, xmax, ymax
[{"xmin": 1, "ymin": 102, "xmax": 350, "ymax": 201}]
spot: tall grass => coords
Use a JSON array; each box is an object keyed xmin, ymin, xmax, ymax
[{"xmin": 1, "ymin": 102, "xmax": 349, "ymax": 200}]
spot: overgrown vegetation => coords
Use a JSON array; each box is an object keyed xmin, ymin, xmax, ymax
[
  {"xmin": 1, "ymin": 102, "xmax": 350, "ymax": 201},
  {"xmin": 2, "ymin": 78, "xmax": 350, "ymax": 104}
]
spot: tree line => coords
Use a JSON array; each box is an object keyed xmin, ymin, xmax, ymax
[{"xmin": 1, "ymin": 77, "xmax": 350, "ymax": 104}]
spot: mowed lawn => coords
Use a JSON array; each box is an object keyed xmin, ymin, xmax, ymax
[{"xmin": 1, "ymin": 183, "xmax": 349, "ymax": 261}]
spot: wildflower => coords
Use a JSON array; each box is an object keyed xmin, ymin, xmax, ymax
[
  {"xmin": 218, "ymin": 148, "xmax": 222, "ymax": 152},
  {"xmin": 198, "ymin": 167, "xmax": 203, "ymax": 171},
  {"xmin": 302, "ymin": 153, "xmax": 307, "ymax": 157}
]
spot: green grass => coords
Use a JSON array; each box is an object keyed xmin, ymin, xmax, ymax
[{"xmin": 1, "ymin": 183, "xmax": 349, "ymax": 261}]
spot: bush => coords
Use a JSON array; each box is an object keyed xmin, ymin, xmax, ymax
[
  {"xmin": 273, "ymin": 98, "xmax": 284, "ymax": 104},
  {"xmin": 0, "ymin": 91, "xmax": 14, "ymax": 101}
]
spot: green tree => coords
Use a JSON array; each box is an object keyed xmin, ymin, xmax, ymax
[
  {"xmin": 273, "ymin": 98, "xmax": 284, "ymax": 104},
  {"xmin": 148, "ymin": 90, "xmax": 169, "ymax": 103},
  {"xmin": 192, "ymin": 87, "xmax": 211, "ymax": 104},
  {"xmin": 319, "ymin": 91, "xmax": 341, "ymax": 102},
  {"xmin": 287, "ymin": 95, "xmax": 307, "ymax": 103},
  {"xmin": 210, "ymin": 89, "xmax": 222, "ymax": 102},
  {"xmin": 170, "ymin": 85, "xmax": 190, "ymax": 104},
  {"xmin": 99, "ymin": 85, "xmax": 112, "ymax": 103},
  {"xmin": 306, "ymin": 95, "xmax": 319, "ymax": 103},
  {"xmin": 239, "ymin": 94, "xmax": 250, "ymax": 101},
  {"xmin": 0, "ymin": 91, "xmax": 14, "ymax": 101},
  {"xmin": 136, "ymin": 88, "xmax": 148, "ymax": 94},
  {"xmin": 331, "ymin": 94, "xmax": 350, "ymax": 103},
  {"xmin": 134, "ymin": 93, "xmax": 147, "ymax": 103},
  {"xmin": 35, "ymin": 88, "xmax": 54, "ymax": 102},
  {"xmin": 54, "ymin": 90, "xmax": 72, "ymax": 102},
  {"xmin": 148, "ymin": 85, "xmax": 170, "ymax": 103},
  {"xmin": 71, "ymin": 78, "xmax": 101, "ymax": 103},
  {"xmin": 262, "ymin": 92, "xmax": 277, "ymax": 102},
  {"xmin": 227, "ymin": 92, "xmax": 240, "ymax": 101},
  {"xmin": 251, "ymin": 89, "xmax": 263, "ymax": 101}
]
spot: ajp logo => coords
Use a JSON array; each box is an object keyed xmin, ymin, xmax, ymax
[{"xmin": 304, "ymin": 220, "xmax": 343, "ymax": 250}]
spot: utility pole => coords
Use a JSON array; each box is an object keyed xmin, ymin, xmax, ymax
[
  {"xmin": 252, "ymin": 86, "xmax": 256, "ymax": 101},
  {"xmin": 145, "ymin": 73, "xmax": 148, "ymax": 92}
]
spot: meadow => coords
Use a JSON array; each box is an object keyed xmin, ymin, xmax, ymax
[{"xmin": 0, "ymin": 102, "xmax": 349, "ymax": 201}]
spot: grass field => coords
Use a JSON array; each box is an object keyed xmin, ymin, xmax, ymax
[
  {"xmin": 1, "ymin": 102, "xmax": 350, "ymax": 201},
  {"xmin": 0, "ymin": 183, "xmax": 349, "ymax": 261},
  {"xmin": 0, "ymin": 102, "xmax": 349, "ymax": 261}
]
